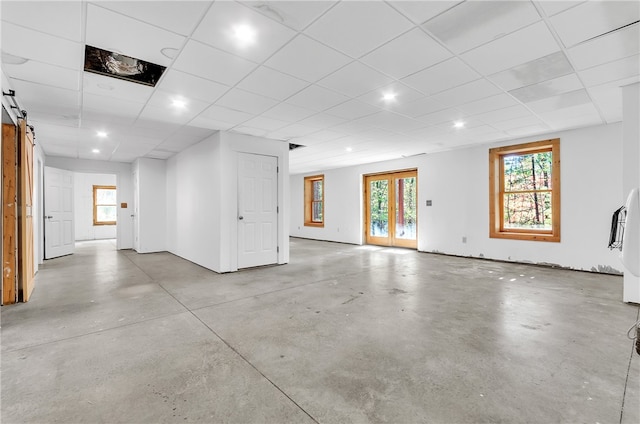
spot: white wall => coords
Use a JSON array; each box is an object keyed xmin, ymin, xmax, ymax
[
  {"xmin": 133, "ymin": 158, "xmax": 166, "ymax": 253},
  {"xmin": 290, "ymin": 123, "xmax": 624, "ymax": 274},
  {"xmin": 73, "ymin": 172, "xmax": 117, "ymax": 241},
  {"xmin": 44, "ymin": 157, "xmax": 133, "ymax": 249},
  {"xmin": 166, "ymin": 131, "xmax": 289, "ymax": 273}
]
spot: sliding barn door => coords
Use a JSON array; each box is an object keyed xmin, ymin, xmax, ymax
[
  {"xmin": 2, "ymin": 123, "xmax": 18, "ymax": 304},
  {"xmin": 44, "ymin": 166, "xmax": 75, "ymax": 259},
  {"xmin": 18, "ymin": 120, "xmax": 35, "ymax": 301}
]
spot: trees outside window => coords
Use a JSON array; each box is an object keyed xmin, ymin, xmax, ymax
[
  {"xmin": 93, "ymin": 185, "xmax": 117, "ymax": 226},
  {"xmin": 489, "ymin": 139, "xmax": 560, "ymax": 242},
  {"xmin": 304, "ymin": 175, "xmax": 324, "ymax": 227}
]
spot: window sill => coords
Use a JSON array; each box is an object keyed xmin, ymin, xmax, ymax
[
  {"xmin": 490, "ymin": 231, "xmax": 560, "ymax": 242},
  {"xmin": 304, "ymin": 222, "xmax": 324, "ymax": 228}
]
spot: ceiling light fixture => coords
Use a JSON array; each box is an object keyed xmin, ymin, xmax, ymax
[
  {"xmin": 453, "ymin": 121, "xmax": 465, "ymax": 129},
  {"xmin": 346, "ymin": 147, "xmax": 353, "ymax": 152},
  {"xmin": 92, "ymin": 148, "xmax": 100, "ymax": 153},
  {"xmin": 96, "ymin": 131, "xmax": 108, "ymax": 138},
  {"xmin": 382, "ymin": 92, "xmax": 397, "ymax": 102},
  {"xmin": 232, "ymin": 24, "xmax": 257, "ymax": 47},
  {"xmin": 172, "ymin": 99, "xmax": 187, "ymax": 108}
]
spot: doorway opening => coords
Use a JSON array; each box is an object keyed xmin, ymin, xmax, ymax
[{"xmin": 364, "ymin": 169, "xmax": 417, "ymax": 249}]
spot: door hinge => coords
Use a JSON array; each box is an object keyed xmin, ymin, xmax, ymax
[
  {"xmin": 277, "ymin": 246, "xmax": 280, "ymax": 253},
  {"xmin": 277, "ymin": 206, "xmax": 279, "ymax": 213},
  {"xmin": 277, "ymin": 166, "xmax": 279, "ymax": 173}
]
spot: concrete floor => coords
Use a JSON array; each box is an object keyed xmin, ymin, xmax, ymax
[{"xmin": 1, "ymin": 238, "xmax": 639, "ymax": 424}]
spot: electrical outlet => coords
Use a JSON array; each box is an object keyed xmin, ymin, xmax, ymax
[
  {"xmin": 462, "ymin": 236, "xmax": 467, "ymax": 243},
  {"xmin": 426, "ymin": 200, "xmax": 432, "ymax": 206}
]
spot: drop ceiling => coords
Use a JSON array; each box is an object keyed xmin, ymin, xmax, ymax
[{"xmin": 1, "ymin": 0, "xmax": 638, "ymax": 174}]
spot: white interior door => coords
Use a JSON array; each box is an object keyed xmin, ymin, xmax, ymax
[
  {"xmin": 44, "ymin": 166, "xmax": 74, "ymax": 259},
  {"xmin": 238, "ymin": 153, "xmax": 278, "ymax": 269}
]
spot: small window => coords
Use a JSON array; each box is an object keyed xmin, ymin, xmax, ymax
[
  {"xmin": 93, "ymin": 185, "xmax": 117, "ymax": 226},
  {"xmin": 489, "ymin": 139, "xmax": 560, "ymax": 242},
  {"xmin": 304, "ymin": 175, "xmax": 324, "ymax": 227}
]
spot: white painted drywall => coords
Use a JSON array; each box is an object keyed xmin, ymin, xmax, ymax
[
  {"xmin": 44, "ymin": 157, "xmax": 134, "ymax": 249},
  {"xmin": 290, "ymin": 123, "xmax": 624, "ymax": 274},
  {"xmin": 73, "ymin": 172, "xmax": 117, "ymax": 241},
  {"xmin": 133, "ymin": 158, "xmax": 166, "ymax": 253},
  {"xmin": 166, "ymin": 131, "xmax": 289, "ymax": 273}
]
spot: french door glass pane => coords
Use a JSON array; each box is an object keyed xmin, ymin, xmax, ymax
[
  {"xmin": 395, "ymin": 177, "xmax": 416, "ymax": 240},
  {"xmin": 369, "ymin": 180, "xmax": 388, "ymax": 237}
]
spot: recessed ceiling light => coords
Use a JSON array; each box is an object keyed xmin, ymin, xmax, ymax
[
  {"xmin": 172, "ymin": 99, "xmax": 187, "ymax": 108},
  {"xmin": 346, "ymin": 147, "xmax": 353, "ymax": 152},
  {"xmin": 382, "ymin": 92, "xmax": 397, "ymax": 102},
  {"xmin": 232, "ymin": 24, "xmax": 257, "ymax": 46},
  {"xmin": 92, "ymin": 148, "xmax": 100, "ymax": 154},
  {"xmin": 96, "ymin": 131, "xmax": 108, "ymax": 138},
  {"xmin": 453, "ymin": 121, "xmax": 465, "ymax": 129},
  {"xmin": 160, "ymin": 47, "xmax": 178, "ymax": 59}
]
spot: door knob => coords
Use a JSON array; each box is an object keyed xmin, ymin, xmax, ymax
[
  {"xmin": 238, "ymin": 216, "xmax": 244, "ymax": 220},
  {"xmin": 45, "ymin": 215, "xmax": 53, "ymax": 219}
]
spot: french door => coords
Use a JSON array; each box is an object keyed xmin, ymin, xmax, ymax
[{"xmin": 364, "ymin": 170, "xmax": 417, "ymax": 248}]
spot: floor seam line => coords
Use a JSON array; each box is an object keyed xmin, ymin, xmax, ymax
[{"xmin": 187, "ymin": 309, "xmax": 320, "ymax": 424}]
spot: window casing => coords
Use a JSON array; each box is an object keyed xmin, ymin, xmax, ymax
[
  {"xmin": 304, "ymin": 175, "xmax": 324, "ymax": 227},
  {"xmin": 489, "ymin": 139, "xmax": 560, "ymax": 242},
  {"xmin": 93, "ymin": 185, "xmax": 117, "ymax": 226}
]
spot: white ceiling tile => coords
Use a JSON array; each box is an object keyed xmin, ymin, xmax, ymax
[
  {"xmin": 3, "ymin": 61, "xmax": 80, "ymax": 91},
  {"xmin": 241, "ymin": 116, "xmax": 289, "ymax": 132},
  {"xmin": 146, "ymin": 89, "xmax": 211, "ymax": 116},
  {"xmin": 156, "ymin": 69, "xmax": 229, "ymax": 104},
  {"xmin": 588, "ymin": 84, "xmax": 624, "ymax": 123},
  {"xmin": 568, "ymin": 24, "xmax": 639, "ymax": 71},
  {"xmin": 189, "ymin": 116, "xmax": 235, "ymax": 131},
  {"xmin": 550, "ymin": 1, "xmax": 640, "ymax": 48},
  {"xmin": 172, "ymin": 40, "xmax": 258, "ymax": 86},
  {"xmin": 393, "ymin": 96, "xmax": 448, "ymax": 118},
  {"xmin": 360, "ymin": 28, "xmax": 452, "ymax": 80},
  {"xmin": 538, "ymin": 1, "xmax": 584, "ymax": 17},
  {"xmin": 578, "ymin": 54, "xmax": 640, "ymax": 87},
  {"xmin": 1, "ymin": 22, "xmax": 83, "ymax": 70},
  {"xmin": 286, "ymin": 85, "xmax": 349, "ymax": 112},
  {"xmin": 492, "ymin": 115, "xmax": 545, "ymax": 131},
  {"xmin": 297, "ymin": 113, "xmax": 347, "ymax": 129},
  {"xmin": 264, "ymin": 34, "xmax": 351, "ymax": 82},
  {"xmin": 526, "ymin": 89, "xmax": 592, "ymax": 114},
  {"xmin": 1, "ymin": 1, "xmax": 83, "ymax": 41},
  {"xmin": 83, "ymin": 72, "xmax": 154, "ymax": 103},
  {"xmin": 354, "ymin": 111, "xmax": 427, "ymax": 134},
  {"xmin": 456, "ymin": 93, "xmax": 519, "ymax": 116},
  {"xmin": 488, "ymin": 51, "xmax": 575, "ymax": 91},
  {"xmin": 192, "ymin": 1, "xmax": 296, "ymax": 62},
  {"xmin": 130, "ymin": 119, "xmax": 182, "ymax": 138},
  {"xmin": 324, "ymin": 100, "xmax": 380, "ymax": 120},
  {"xmin": 416, "ymin": 108, "xmax": 466, "ymax": 126},
  {"xmin": 85, "ymin": 4, "xmax": 185, "ymax": 67},
  {"xmin": 261, "ymin": 103, "xmax": 316, "ymax": 122},
  {"xmin": 473, "ymin": 105, "xmax": 534, "ymax": 125},
  {"xmin": 237, "ymin": 66, "xmax": 308, "ymax": 101},
  {"xmin": 83, "ymin": 93, "xmax": 144, "ymax": 122},
  {"xmin": 318, "ymin": 62, "xmax": 394, "ymax": 97},
  {"xmin": 538, "ymin": 103, "xmax": 602, "ymax": 129},
  {"xmin": 402, "ymin": 57, "xmax": 479, "ymax": 95},
  {"xmin": 215, "ymin": 88, "xmax": 278, "ymax": 115},
  {"xmin": 423, "ymin": 1, "xmax": 541, "ymax": 53},
  {"xmin": 10, "ymin": 79, "xmax": 80, "ymax": 111},
  {"xmin": 461, "ymin": 21, "xmax": 560, "ymax": 75},
  {"xmin": 389, "ymin": 1, "xmax": 463, "ymax": 24},
  {"xmin": 429, "ymin": 78, "xmax": 502, "ymax": 108},
  {"xmin": 357, "ymin": 82, "xmax": 424, "ymax": 111},
  {"xmin": 242, "ymin": 1, "xmax": 337, "ymax": 31},
  {"xmin": 270, "ymin": 123, "xmax": 320, "ymax": 139},
  {"xmin": 509, "ymin": 73, "xmax": 584, "ymax": 103},
  {"xmin": 92, "ymin": 1, "xmax": 209, "ymax": 36},
  {"xmin": 145, "ymin": 150, "xmax": 176, "ymax": 160},
  {"xmin": 304, "ymin": 1, "xmax": 413, "ymax": 58},
  {"xmin": 198, "ymin": 104, "xmax": 252, "ymax": 127}
]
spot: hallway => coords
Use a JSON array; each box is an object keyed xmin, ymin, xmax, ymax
[{"xmin": 1, "ymin": 239, "xmax": 639, "ymax": 423}]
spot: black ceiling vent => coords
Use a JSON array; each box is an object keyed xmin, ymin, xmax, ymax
[
  {"xmin": 289, "ymin": 143, "xmax": 305, "ymax": 151},
  {"xmin": 84, "ymin": 45, "xmax": 166, "ymax": 87}
]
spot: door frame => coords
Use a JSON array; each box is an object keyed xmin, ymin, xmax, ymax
[{"xmin": 363, "ymin": 168, "xmax": 418, "ymax": 249}]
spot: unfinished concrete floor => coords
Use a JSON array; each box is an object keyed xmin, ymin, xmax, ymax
[{"xmin": 2, "ymin": 238, "xmax": 639, "ymax": 423}]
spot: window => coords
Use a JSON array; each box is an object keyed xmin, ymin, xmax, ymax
[
  {"xmin": 93, "ymin": 185, "xmax": 117, "ymax": 226},
  {"xmin": 304, "ymin": 175, "xmax": 324, "ymax": 227},
  {"xmin": 489, "ymin": 139, "xmax": 560, "ymax": 242}
]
